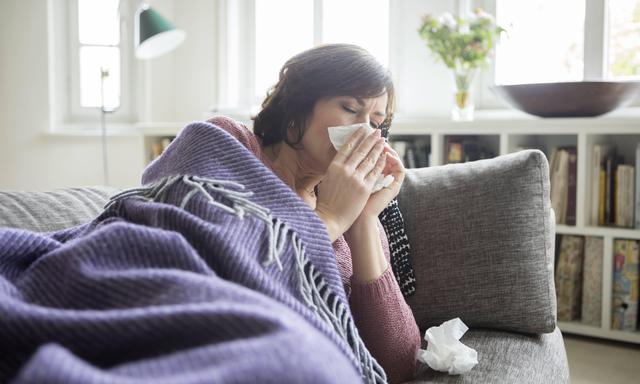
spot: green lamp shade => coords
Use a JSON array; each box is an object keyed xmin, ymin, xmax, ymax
[{"xmin": 136, "ymin": 6, "xmax": 186, "ymax": 60}]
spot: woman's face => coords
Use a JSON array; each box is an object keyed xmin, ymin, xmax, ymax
[{"xmin": 299, "ymin": 93, "xmax": 388, "ymax": 173}]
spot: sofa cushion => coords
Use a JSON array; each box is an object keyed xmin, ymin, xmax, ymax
[
  {"xmin": 406, "ymin": 327, "xmax": 569, "ymax": 383},
  {"xmin": 0, "ymin": 186, "xmax": 118, "ymax": 232},
  {"xmin": 398, "ymin": 150, "xmax": 557, "ymax": 334}
]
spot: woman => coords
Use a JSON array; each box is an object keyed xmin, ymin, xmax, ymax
[{"xmin": 208, "ymin": 44, "xmax": 421, "ymax": 383}]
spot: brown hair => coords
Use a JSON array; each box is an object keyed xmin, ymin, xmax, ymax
[{"xmin": 252, "ymin": 44, "xmax": 395, "ymax": 147}]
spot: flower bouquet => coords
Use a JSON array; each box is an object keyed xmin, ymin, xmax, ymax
[{"xmin": 418, "ymin": 8, "xmax": 505, "ymax": 120}]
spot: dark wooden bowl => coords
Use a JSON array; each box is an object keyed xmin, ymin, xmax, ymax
[{"xmin": 490, "ymin": 81, "xmax": 640, "ymax": 118}]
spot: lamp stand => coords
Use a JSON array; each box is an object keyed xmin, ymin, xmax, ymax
[{"xmin": 100, "ymin": 67, "xmax": 110, "ymax": 186}]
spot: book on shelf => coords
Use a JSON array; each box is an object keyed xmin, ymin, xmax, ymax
[
  {"xmin": 604, "ymin": 154, "xmax": 623, "ymax": 225},
  {"xmin": 581, "ymin": 236, "xmax": 604, "ymax": 327},
  {"xmin": 566, "ymin": 148, "xmax": 578, "ymax": 226},
  {"xmin": 447, "ymin": 141, "xmax": 463, "ymax": 163},
  {"xmin": 555, "ymin": 235, "xmax": 584, "ymax": 322},
  {"xmin": 549, "ymin": 147, "xmax": 576, "ymax": 226},
  {"xmin": 391, "ymin": 141, "xmax": 407, "ymax": 163},
  {"xmin": 150, "ymin": 137, "xmax": 174, "ymax": 161},
  {"xmin": 611, "ymin": 239, "xmax": 639, "ymax": 331},
  {"xmin": 615, "ymin": 165, "xmax": 635, "ymax": 228},
  {"xmin": 389, "ymin": 140, "xmax": 430, "ymax": 169},
  {"xmin": 593, "ymin": 147, "xmax": 637, "ymax": 228},
  {"xmin": 591, "ymin": 144, "xmax": 613, "ymax": 226},
  {"xmin": 405, "ymin": 145, "xmax": 417, "ymax": 168},
  {"xmin": 599, "ymin": 165, "xmax": 606, "ymax": 226},
  {"xmin": 445, "ymin": 136, "xmax": 495, "ymax": 164},
  {"xmin": 414, "ymin": 145, "xmax": 429, "ymax": 169},
  {"xmin": 637, "ymin": 143, "xmax": 640, "ymax": 229}
]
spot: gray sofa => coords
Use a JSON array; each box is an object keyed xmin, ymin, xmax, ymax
[{"xmin": 0, "ymin": 149, "xmax": 569, "ymax": 383}]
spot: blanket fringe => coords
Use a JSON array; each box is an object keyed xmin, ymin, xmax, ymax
[
  {"xmin": 106, "ymin": 175, "xmax": 387, "ymax": 383},
  {"xmin": 291, "ymin": 232, "xmax": 387, "ymax": 384},
  {"xmin": 106, "ymin": 175, "xmax": 285, "ymax": 271}
]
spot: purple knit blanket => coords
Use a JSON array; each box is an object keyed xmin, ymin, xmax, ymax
[{"xmin": 0, "ymin": 122, "xmax": 386, "ymax": 384}]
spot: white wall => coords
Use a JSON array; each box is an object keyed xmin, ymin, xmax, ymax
[
  {"xmin": 139, "ymin": 0, "xmax": 217, "ymax": 123},
  {"xmin": 0, "ymin": 0, "xmax": 139, "ymax": 191},
  {"xmin": 391, "ymin": 0, "xmax": 455, "ymax": 116},
  {"xmin": 0, "ymin": 0, "xmax": 218, "ymax": 191},
  {"xmin": 0, "ymin": 0, "xmax": 475, "ymax": 191}
]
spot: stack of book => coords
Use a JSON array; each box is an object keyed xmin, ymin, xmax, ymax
[
  {"xmin": 389, "ymin": 140, "xmax": 431, "ymax": 168},
  {"xmin": 445, "ymin": 136, "xmax": 495, "ymax": 164},
  {"xmin": 555, "ymin": 235, "xmax": 585, "ymax": 321},
  {"xmin": 589, "ymin": 143, "xmax": 639, "ymax": 228},
  {"xmin": 582, "ymin": 237, "xmax": 604, "ymax": 327},
  {"xmin": 549, "ymin": 147, "xmax": 578, "ymax": 226},
  {"xmin": 555, "ymin": 235, "xmax": 640, "ymax": 331},
  {"xmin": 150, "ymin": 137, "xmax": 174, "ymax": 161},
  {"xmin": 612, "ymin": 239, "xmax": 639, "ymax": 331}
]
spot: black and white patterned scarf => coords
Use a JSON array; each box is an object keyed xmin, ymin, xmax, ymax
[{"xmin": 379, "ymin": 198, "xmax": 416, "ymax": 297}]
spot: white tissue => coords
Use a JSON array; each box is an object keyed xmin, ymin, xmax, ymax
[
  {"xmin": 417, "ymin": 318, "xmax": 478, "ymax": 375},
  {"xmin": 327, "ymin": 123, "xmax": 394, "ymax": 193}
]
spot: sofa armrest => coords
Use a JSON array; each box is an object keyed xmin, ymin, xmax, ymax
[
  {"xmin": 0, "ymin": 186, "xmax": 119, "ymax": 232},
  {"xmin": 397, "ymin": 150, "xmax": 557, "ymax": 334}
]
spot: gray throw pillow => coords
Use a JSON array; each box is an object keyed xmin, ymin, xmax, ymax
[{"xmin": 397, "ymin": 150, "xmax": 556, "ymax": 334}]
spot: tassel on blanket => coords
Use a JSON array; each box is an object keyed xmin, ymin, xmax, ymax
[
  {"xmin": 106, "ymin": 175, "xmax": 388, "ymax": 384},
  {"xmin": 291, "ymin": 232, "xmax": 387, "ymax": 384},
  {"xmin": 106, "ymin": 175, "xmax": 284, "ymax": 271}
]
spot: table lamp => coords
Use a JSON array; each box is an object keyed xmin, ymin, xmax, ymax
[{"xmin": 135, "ymin": 3, "xmax": 186, "ymax": 59}]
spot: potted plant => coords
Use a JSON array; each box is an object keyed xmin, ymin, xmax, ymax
[{"xmin": 418, "ymin": 8, "xmax": 505, "ymax": 121}]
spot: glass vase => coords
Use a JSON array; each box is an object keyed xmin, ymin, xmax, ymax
[{"xmin": 451, "ymin": 68, "xmax": 477, "ymax": 121}]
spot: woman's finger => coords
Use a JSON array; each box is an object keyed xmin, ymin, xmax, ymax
[
  {"xmin": 333, "ymin": 126, "xmax": 368, "ymax": 164},
  {"xmin": 383, "ymin": 144, "xmax": 402, "ymax": 162},
  {"xmin": 346, "ymin": 130, "xmax": 383, "ymax": 169},
  {"xmin": 356, "ymin": 139, "xmax": 385, "ymax": 176},
  {"xmin": 365, "ymin": 152, "xmax": 387, "ymax": 183},
  {"xmin": 381, "ymin": 147, "xmax": 404, "ymax": 175}
]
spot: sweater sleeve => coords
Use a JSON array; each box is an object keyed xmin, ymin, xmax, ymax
[{"xmin": 348, "ymin": 223, "xmax": 421, "ymax": 384}]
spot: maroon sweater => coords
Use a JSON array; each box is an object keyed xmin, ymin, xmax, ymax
[{"xmin": 208, "ymin": 116, "xmax": 421, "ymax": 383}]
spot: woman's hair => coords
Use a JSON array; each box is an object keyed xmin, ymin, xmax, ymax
[{"xmin": 252, "ymin": 44, "xmax": 395, "ymax": 147}]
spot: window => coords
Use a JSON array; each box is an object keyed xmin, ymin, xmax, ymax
[
  {"xmin": 67, "ymin": 0, "xmax": 132, "ymax": 121},
  {"xmin": 254, "ymin": 0, "xmax": 314, "ymax": 102},
  {"xmin": 492, "ymin": 0, "xmax": 640, "ymax": 85},
  {"xmin": 321, "ymin": 0, "xmax": 389, "ymax": 67},
  {"xmin": 608, "ymin": 0, "xmax": 640, "ymax": 79},
  {"xmin": 218, "ymin": 0, "xmax": 390, "ymax": 113},
  {"xmin": 77, "ymin": 0, "xmax": 120, "ymax": 110},
  {"xmin": 494, "ymin": 0, "xmax": 585, "ymax": 84}
]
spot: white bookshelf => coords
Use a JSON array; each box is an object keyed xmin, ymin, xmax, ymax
[
  {"xmin": 139, "ymin": 109, "xmax": 640, "ymax": 345},
  {"xmin": 389, "ymin": 111, "xmax": 640, "ymax": 346}
]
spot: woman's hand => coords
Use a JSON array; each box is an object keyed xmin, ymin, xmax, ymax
[
  {"xmin": 351, "ymin": 144, "xmax": 405, "ymax": 224},
  {"xmin": 314, "ymin": 126, "xmax": 387, "ymax": 242},
  {"xmin": 342, "ymin": 145, "xmax": 404, "ymax": 282}
]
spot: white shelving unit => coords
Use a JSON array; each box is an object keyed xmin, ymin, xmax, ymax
[{"xmin": 138, "ymin": 109, "xmax": 640, "ymax": 345}]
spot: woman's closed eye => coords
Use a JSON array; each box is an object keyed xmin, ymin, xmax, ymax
[
  {"xmin": 342, "ymin": 105, "xmax": 357, "ymax": 114},
  {"xmin": 341, "ymin": 105, "xmax": 381, "ymax": 129}
]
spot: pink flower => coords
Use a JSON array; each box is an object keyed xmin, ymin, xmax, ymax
[{"xmin": 474, "ymin": 8, "xmax": 494, "ymax": 21}]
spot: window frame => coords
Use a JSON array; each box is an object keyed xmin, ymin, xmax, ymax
[
  {"xmin": 65, "ymin": 0, "xmax": 135, "ymax": 124},
  {"xmin": 214, "ymin": 0, "xmax": 391, "ymax": 117},
  {"xmin": 477, "ymin": 0, "xmax": 639, "ymax": 109}
]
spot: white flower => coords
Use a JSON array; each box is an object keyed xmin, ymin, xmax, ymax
[
  {"xmin": 438, "ymin": 12, "xmax": 457, "ymax": 29},
  {"xmin": 466, "ymin": 11, "xmax": 477, "ymax": 22}
]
